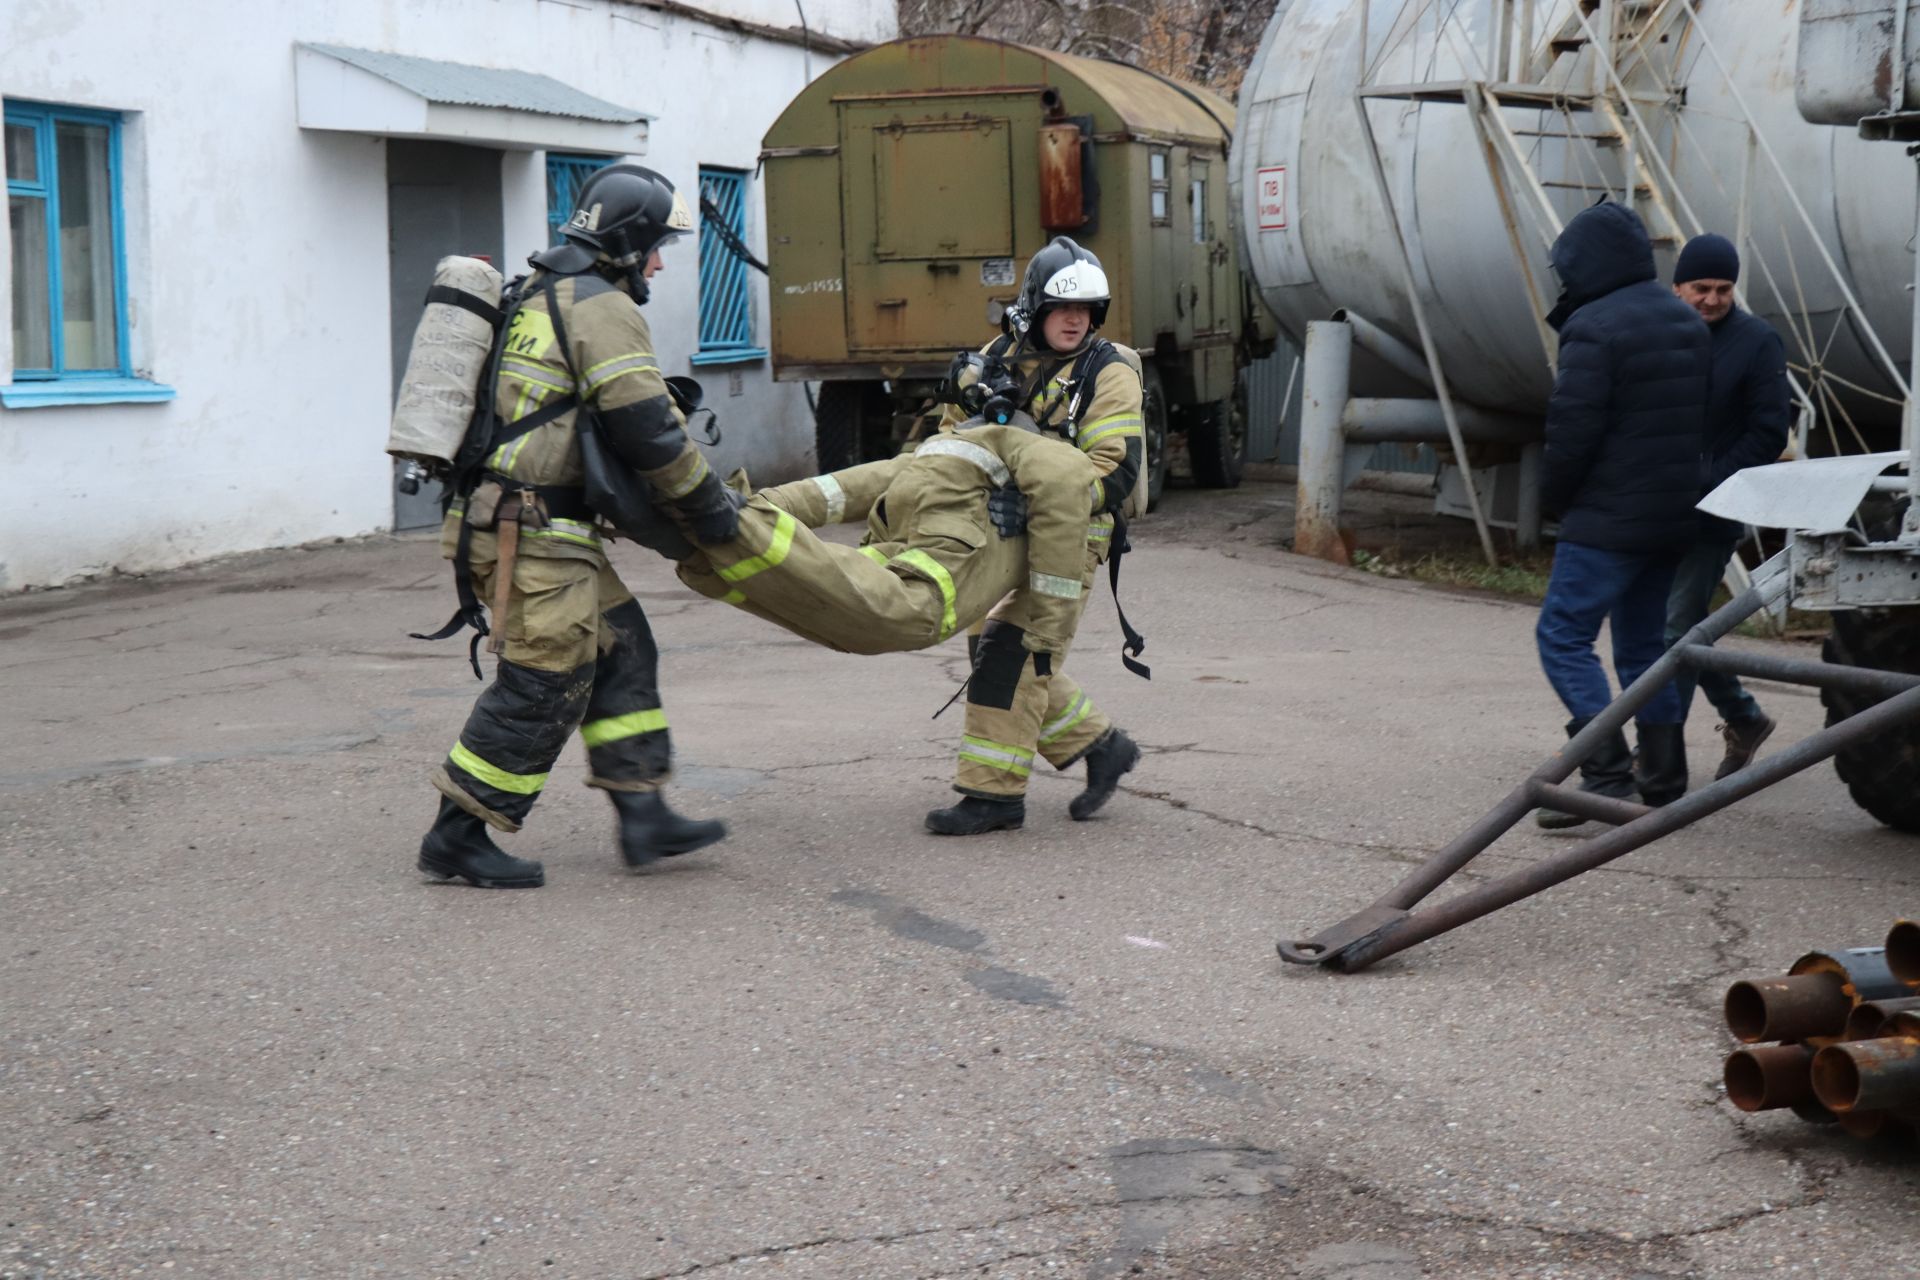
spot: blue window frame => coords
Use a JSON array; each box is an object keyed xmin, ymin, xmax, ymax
[
  {"xmin": 693, "ymin": 167, "xmax": 764, "ymax": 365},
  {"xmin": 5, "ymin": 101, "xmax": 170, "ymax": 406},
  {"xmin": 546, "ymin": 153, "xmax": 612, "ymax": 244}
]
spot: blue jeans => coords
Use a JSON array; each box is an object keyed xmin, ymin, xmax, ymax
[
  {"xmin": 1537, "ymin": 541, "xmax": 1685, "ymax": 725},
  {"xmin": 1663, "ymin": 534, "xmax": 1766, "ymax": 726}
]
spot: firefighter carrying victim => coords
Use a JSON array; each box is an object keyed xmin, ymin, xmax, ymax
[{"xmin": 396, "ymin": 170, "xmax": 1148, "ymax": 884}]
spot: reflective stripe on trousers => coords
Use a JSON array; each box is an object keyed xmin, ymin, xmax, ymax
[
  {"xmin": 580, "ymin": 707, "xmax": 668, "ymax": 747},
  {"xmin": 958, "ymin": 735, "xmax": 1034, "ymax": 777}
]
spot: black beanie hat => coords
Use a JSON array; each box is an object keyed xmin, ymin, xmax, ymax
[{"xmin": 1675, "ymin": 233, "xmax": 1740, "ymax": 285}]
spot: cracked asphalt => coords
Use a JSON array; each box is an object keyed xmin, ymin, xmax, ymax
[{"xmin": 7, "ymin": 479, "xmax": 1920, "ymax": 1278}]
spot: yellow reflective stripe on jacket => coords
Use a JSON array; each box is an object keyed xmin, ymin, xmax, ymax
[
  {"xmin": 813, "ymin": 474, "xmax": 847, "ymax": 523},
  {"xmin": 501, "ymin": 357, "xmax": 573, "ymax": 395},
  {"xmin": 720, "ymin": 589, "xmax": 747, "ymax": 604},
  {"xmin": 448, "ymin": 741, "xmax": 548, "ymax": 795},
  {"xmin": 1087, "ymin": 520, "xmax": 1114, "ymax": 541},
  {"xmin": 718, "ymin": 509, "xmax": 797, "ymax": 583},
  {"xmin": 892, "ymin": 548, "xmax": 957, "ymax": 640},
  {"xmin": 522, "ymin": 518, "xmax": 602, "ymax": 549},
  {"xmin": 583, "ymin": 352, "xmax": 659, "ymax": 393},
  {"xmin": 659, "ymin": 453, "xmax": 711, "ymax": 499},
  {"xmin": 1078, "ymin": 413, "xmax": 1144, "ymax": 450},
  {"xmin": 579, "ymin": 707, "xmax": 668, "ymax": 747},
  {"xmin": 959, "ymin": 735, "xmax": 1034, "ymax": 777},
  {"xmin": 915, "ymin": 436, "xmax": 1011, "ymax": 486},
  {"xmin": 1029, "ymin": 570, "xmax": 1083, "ymax": 600},
  {"xmin": 1038, "ymin": 691, "xmax": 1094, "ymax": 745},
  {"xmin": 859, "ymin": 545, "xmax": 888, "ymax": 563}
]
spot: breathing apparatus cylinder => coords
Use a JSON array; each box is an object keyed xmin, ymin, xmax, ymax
[{"xmin": 387, "ymin": 255, "xmax": 507, "ymax": 467}]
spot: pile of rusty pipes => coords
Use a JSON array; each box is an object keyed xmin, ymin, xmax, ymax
[{"xmin": 1723, "ymin": 921, "xmax": 1920, "ymax": 1139}]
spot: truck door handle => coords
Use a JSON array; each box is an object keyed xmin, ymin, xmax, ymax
[
  {"xmin": 877, "ymin": 298, "xmax": 907, "ymax": 308},
  {"xmin": 926, "ymin": 262, "xmax": 959, "ymax": 275}
]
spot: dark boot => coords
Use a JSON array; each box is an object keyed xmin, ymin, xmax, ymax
[
  {"xmin": 609, "ymin": 789, "xmax": 726, "ymax": 870},
  {"xmin": 1714, "ymin": 713, "xmax": 1777, "ymax": 781},
  {"xmin": 1535, "ymin": 718, "xmax": 1636, "ymax": 830},
  {"xmin": 418, "ymin": 797, "xmax": 545, "ymax": 889},
  {"xmin": 925, "ymin": 794, "xmax": 1026, "ymax": 835},
  {"xmin": 1635, "ymin": 722, "xmax": 1689, "ymax": 807},
  {"xmin": 1070, "ymin": 728, "xmax": 1140, "ymax": 821}
]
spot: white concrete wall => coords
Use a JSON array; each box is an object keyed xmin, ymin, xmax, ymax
[{"xmin": 0, "ymin": 0, "xmax": 894, "ymax": 591}]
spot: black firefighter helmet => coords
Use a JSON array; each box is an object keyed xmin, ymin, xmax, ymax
[
  {"xmin": 532, "ymin": 164, "xmax": 694, "ymax": 284},
  {"xmin": 1005, "ymin": 236, "xmax": 1112, "ymax": 340}
]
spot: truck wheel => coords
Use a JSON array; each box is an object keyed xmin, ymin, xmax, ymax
[
  {"xmin": 1822, "ymin": 606, "xmax": 1920, "ymax": 833},
  {"xmin": 814, "ymin": 381, "xmax": 891, "ymax": 472},
  {"xmin": 1187, "ymin": 375, "xmax": 1248, "ymax": 489},
  {"xmin": 1142, "ymin": 376, "xmax": 1170, "ymax": 513}
]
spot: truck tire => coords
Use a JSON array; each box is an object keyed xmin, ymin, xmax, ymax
[
  {"xmin": 1187, "ymin": 374, "xmax": 1248, "ymax": 489},
  {"xmin": 1822, "ymin": 606, "xmax": 1920, "ymax": 833},
  {"xmin": 1142, "ymin": 373, "xmax": 1170, "ymax": 513},
  {"xmin": 814, "ymin": 381, "xmax": 891, "ymax": 472}
]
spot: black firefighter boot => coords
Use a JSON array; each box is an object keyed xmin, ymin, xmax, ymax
[
  {"xmin": 1070, "ymin": 728, "xmax": 1141, "ymax": 821},
  {"xmin": 1634, "ymin": 722, "xmax": 1689, "ymax": 808},
  {"xmin": 926, "ymin": 794, "xmax": 1026, "ymax": 835},
  {"xmin": 418, "ymin": 797, "xmax": 546, "ymax": 889},
  {"xmin": 609, "ymin": 788, "xmax": 727, "ymax": 870},
  {"xmin": 1534, "ymin": 718, "xmax": 1636, "ymax": 830}
]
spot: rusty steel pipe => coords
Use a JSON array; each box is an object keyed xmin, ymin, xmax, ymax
[
  {"xmin": 1725, "ymin": 973, "xmax": 1850, "ymax": 1044},
  {"xmin": 1846, "ymin": 996, "xmax": 1920, "ymax": 1041},
  {"xmin": 1812, "ymin": 1037, "xmax": 1920, "ymax": 1113},
  {"xmin": 1724, "ymin": 1044, "xmax": 1817, "ymax": 1112},
  {"xmin": 1789, "ymin": 947, "xmax": 1907, "ymax": 1008},
  {"xmin": 1886, "ymin": 920, "xmax": 1920, "ymax": 986},
  {"xmin": 1836, "ymin": 1108, "xmax": 1891, "ymax": 1139},
  {"xmin": 1888, "ymin": 1010, "xmax": 1920, "ymax": 1041}
]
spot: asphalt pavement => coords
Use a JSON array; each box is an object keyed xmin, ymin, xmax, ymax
[{"xmin": 6, "ymin": 481, "xmax": 1920, "ymax": 1279}]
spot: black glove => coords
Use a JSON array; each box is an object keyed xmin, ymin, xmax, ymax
[
  {"xmin": 686, "ymin": 488, "xmax": 745, "ymax": 546},
  {"xmin": 987, "ymin": 482, "xmax": 1029, "ymax": 538}
]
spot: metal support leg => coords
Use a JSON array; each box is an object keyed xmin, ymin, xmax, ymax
[
  {"xmin": 1296, "ymin": 319, "xmax": 1353, "ymax": 564},
  {"xmin": 1517, "ymin": 442, "xmax": 1544, "ymax": 552}
]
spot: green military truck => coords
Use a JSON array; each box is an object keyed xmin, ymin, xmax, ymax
[{"xmin": 759, "ymin": 35, "xmax": 1276, "ymax": 509}]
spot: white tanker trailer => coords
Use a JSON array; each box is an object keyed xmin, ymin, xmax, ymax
[{"xmin": 1231, "ymin": 0, "xmax": 1914, "ymax": 560}]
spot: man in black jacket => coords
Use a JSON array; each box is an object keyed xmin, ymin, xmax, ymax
[
  {"xmin": 1661, "ymin": 234, "xmax": 1791, "ymax": 785},
  {"xmin": 1534, "ymin": 202, "xmax": 1710, "ymax": 828}
]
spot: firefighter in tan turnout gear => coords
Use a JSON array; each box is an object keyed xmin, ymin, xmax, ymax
[
  {"xmin": 668, "ymin": 237, "xmax": 1144, "ymax": 835},
  {"xmin": 924, "ymin": 237, "xmax": 1144, "ymax": 835},
  {"xmin": 417, "ymin": 165, "xmax": 739, "ymax": 889}
]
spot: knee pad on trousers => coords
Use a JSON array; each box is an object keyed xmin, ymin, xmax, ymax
[{"xmin": 968, "ymin": 620, "xmax": 1031, "ymax": 711}]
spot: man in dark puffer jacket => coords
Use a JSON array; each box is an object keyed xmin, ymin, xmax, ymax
[
  {"xmin": 1661, "ymin": 234, "xmax": 1791, "ymax": 786},
  {"xmin": 1534, "ymin": 201, "xmax": 1710, "ymax": 829}
]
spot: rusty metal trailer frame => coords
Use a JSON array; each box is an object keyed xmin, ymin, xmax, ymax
[{"xmin": 1277, "ymin": 549, "xmax": 1920, "ymax": 973}]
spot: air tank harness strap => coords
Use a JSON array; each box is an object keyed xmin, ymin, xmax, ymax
[
  {"xmin": 1109, "ymin": 513, "xmax": 1149, "ymax": 680},
  {"xmin": 425, "ymin": 284, "xmax": 503, "ymax": 329},
  {"xmin": 409, "ymin": 293, "xmax": 583, "ymax": 679},
  {"xmin": 410, "ymin": 517, "xmax": 492, "ymax": 681}
]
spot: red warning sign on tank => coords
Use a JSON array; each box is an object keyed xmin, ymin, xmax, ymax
[{"xmin": 1257, "ymin": 166, "xmax": 1288, "ymax": 231}]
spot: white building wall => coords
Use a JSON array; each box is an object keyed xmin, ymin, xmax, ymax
[{"xmin": 0, "ymin": 0, "xmax": 893, "ymax": 592}]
